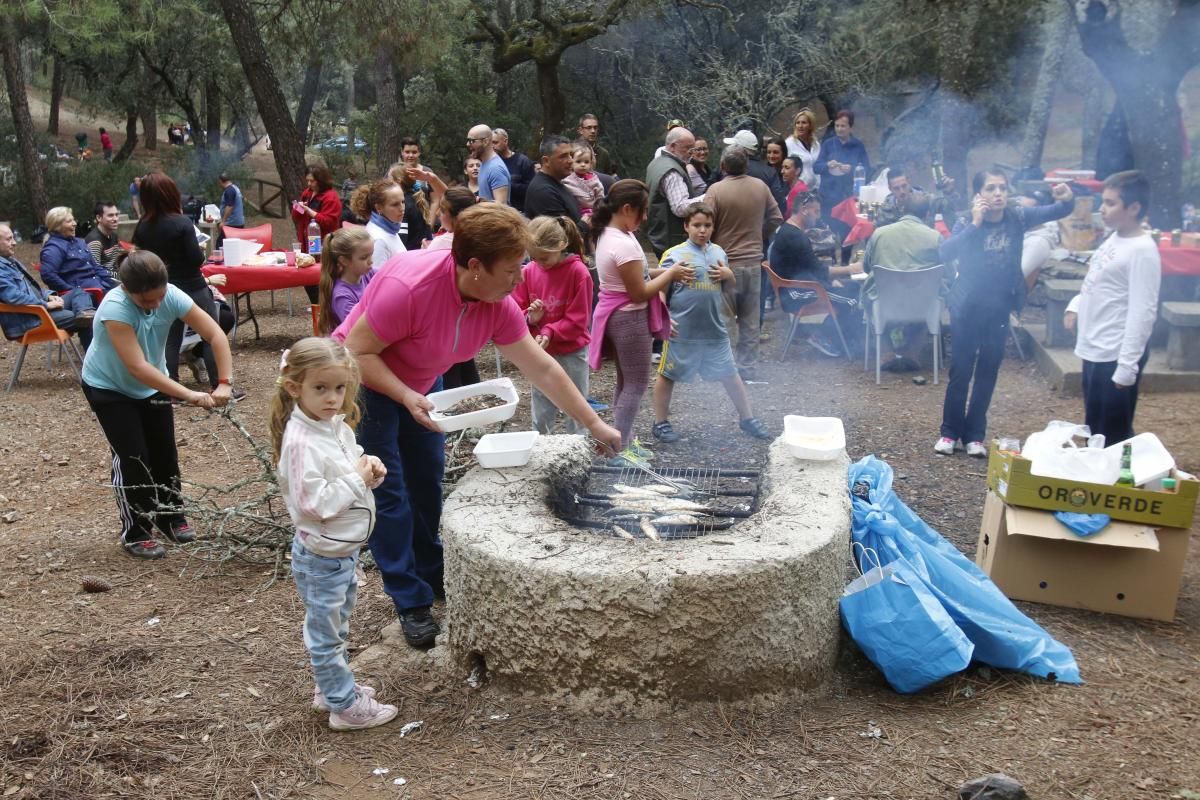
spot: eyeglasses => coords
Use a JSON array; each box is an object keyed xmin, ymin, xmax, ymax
[{"xmin": 466, "ymin": 136, "xmax": 489, "ymax": 144}]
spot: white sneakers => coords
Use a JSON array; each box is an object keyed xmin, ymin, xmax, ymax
[
  {"xmin": 934, "ymin": 437, "xmax": 986, "ymax": 457},
  {"xmin": 327, "ymin": 687, "xmax": 398, "ymax": 731},
  {"xmin": 934, "ymin": 437, "xmax": 960, "ymax": 455},
  {"xmin": 965, "ymin": 441, "xmax": 988, "ymax": 458},
  {"xmin": 313, "ymin": 683, "xmax": 375, "ymax": 712}
]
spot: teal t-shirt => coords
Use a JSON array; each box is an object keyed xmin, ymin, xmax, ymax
[
  {"xmin": 82, "ymin": 284, "xmax": 194, "ymax": 398},
  {"xmin": 660, "ymin": 240, "xmax": 728, "ymax": 342}
]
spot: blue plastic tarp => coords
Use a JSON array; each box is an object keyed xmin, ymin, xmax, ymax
[{"xmin": 846, "ymin": 456, "xmax": 1082, "ymax": 685}]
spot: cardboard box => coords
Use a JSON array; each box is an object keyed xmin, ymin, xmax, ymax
[
  {"xmin": 976, "ymin": 492, "xmax": 1191, "ymax": 621},
  {"xmin": 987, "ymin": 444, "xmax": 1198, "ymax": 529}
]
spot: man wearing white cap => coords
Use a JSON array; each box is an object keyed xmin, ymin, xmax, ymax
[{"xmin": 723, "ymin": 130, "xmax": 787, "ymax": 215}]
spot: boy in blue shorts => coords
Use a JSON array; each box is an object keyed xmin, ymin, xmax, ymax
[{"xmin": 652, "ymin": 203, "xmax": 773, "ymax": 443}]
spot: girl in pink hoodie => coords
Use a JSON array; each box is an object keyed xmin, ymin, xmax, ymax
[{"xmin": 511, "ymin": 216, "xmax": 594, "ymax": 434}]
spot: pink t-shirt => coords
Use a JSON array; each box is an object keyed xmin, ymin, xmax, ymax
[
  {"xmin": 332, "ymin": 248, "xmax": 527, "ymax": 394},
  {"xmin": 595, "ymin": 227, "xmax": 648, "ymax": 311}
]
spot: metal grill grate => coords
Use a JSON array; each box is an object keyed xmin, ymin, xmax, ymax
[{"xmin": 556, "ymin": 463, "xmax": 760, "ymax": 541}]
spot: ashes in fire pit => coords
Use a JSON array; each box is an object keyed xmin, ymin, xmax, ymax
[{"xmin": 441, "ymin": 394, "xmax": 508, "ymax": 416}]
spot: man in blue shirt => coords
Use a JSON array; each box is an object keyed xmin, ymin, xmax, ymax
[
  {"xmin": 467, "ymin": 124, "xmax": 510, "ymax": 205},
  {"xmin": 218, "ymin": 173, "xmax": 244, "ymax": 246}
]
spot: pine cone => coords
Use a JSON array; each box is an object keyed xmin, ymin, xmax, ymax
[{"xmin": 80, "ymin": 575, "xmax": 113, "ymax": 593}]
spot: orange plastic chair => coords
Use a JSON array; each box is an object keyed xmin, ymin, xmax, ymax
[
  {"xmin": 310, "ymin": 304, "xmax": 321, "ymax": 336},
  {"xmin": 0, "ymin": 303, "xmax": 84, "ymax": 390},
  {"xmin": 223, "ymin": 223, "xmax": 273, "ymax": 251},
  {"xmin": 763, "ymin": 265, "xmax": 853, "ymax": 362}
]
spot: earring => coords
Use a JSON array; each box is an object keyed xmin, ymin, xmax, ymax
[{"xmin": 474, "ymin": 274, "xmax": 479, "ymax": 281}]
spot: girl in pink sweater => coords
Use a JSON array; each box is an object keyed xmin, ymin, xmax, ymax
[{"xmin": 511, "ymin": 216, "xmax": 594, "ymax": 434}]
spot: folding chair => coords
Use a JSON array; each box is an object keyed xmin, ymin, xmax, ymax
[
  {"xmin": 223, "ymin": 223, "xmax": 291, "ymax": 314},
  {"xmin": 1, "ymin": 303, "xmax": 84, "ymax": 390},
  {"xmin": 862, "ymin": 265, "xmax": 945, "ymax": 385},
  {"xmin": 763, "ymin": 265, "xmax": 853, "ymax": 362}
]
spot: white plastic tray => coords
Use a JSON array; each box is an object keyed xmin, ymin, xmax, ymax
[
  {"xmin": 1104, "ymin": 432, "xmax": 1175, "ymax": 487},
  {"xmin": 474, "ymin": 430, "xmax": 539, "ymax": 468},
  {"xmin": 782, "ymin": 415, "xmax": 846, "ymax": 461},
  {"xmin": 427, "ymin": 377, "xmax": 519, "ymax": 432}
]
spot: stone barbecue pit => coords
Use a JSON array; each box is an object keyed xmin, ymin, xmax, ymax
[{"xmin": 441, "ymin": 434, "xmax": 850, "ymax": 710}]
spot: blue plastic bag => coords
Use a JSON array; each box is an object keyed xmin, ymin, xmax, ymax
[
  {"xmin": 848, "ymin": 456, "xmax": 1082, "ymax": 684},
  {"xmin": 1053, "ymin": 511, "xmax": 1111, "ymax": 537},
  {"xmin": 840, "ymin": 556, "xmax": 975, "ymax": 693}
]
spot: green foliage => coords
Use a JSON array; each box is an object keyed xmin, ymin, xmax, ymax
[{"xmin": 0, "ymin": 157, "xmax": 146, "ymax": 232}]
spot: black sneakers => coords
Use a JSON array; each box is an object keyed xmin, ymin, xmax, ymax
[
  {"xmin": 123, "ymin": 539, "xmax": 167, "ymax": 560},
  {"xmin": 652, "ymin": 420, "xmax": 680, "ymax": 443},
  {"xmin": 400, "ymin": 607, "xmax": 439, "ymax": 649},
  {"xmin": 166, "ymin": 521, "xmax": 197, "ymax": 543}
]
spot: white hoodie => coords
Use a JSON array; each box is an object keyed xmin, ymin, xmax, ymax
[{"xmin": 277, "ymin": 406, "xmax": 376, "ymax": 558}]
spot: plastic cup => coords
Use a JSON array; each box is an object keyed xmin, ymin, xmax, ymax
[{"xmin": 285, "ymin": 249, "xmax": 296, "ymax": 266}]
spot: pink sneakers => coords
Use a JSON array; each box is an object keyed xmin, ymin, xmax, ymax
[
  {"xmin": 328, "ymin": 688, "xmax": 398, "ymax": 731},
  {"xmin": 313, "ymin": 683, "xmax": 376, "ymax": 712}
]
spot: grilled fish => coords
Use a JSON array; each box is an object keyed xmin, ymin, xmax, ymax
[{"xmin": 639, "ymin": 517, "xmax": 661, "ymax": 542}]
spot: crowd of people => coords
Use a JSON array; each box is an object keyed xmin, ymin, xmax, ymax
[{"xmin": 1, "ymin": 106, "xmax": 1165, "ymax": 733}]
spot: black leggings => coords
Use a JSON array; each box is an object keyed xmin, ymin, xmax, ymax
[
  {"xmin": 82, "ymin": 382, "xmax": 183, "ymax": 544},
  {"xmin": 166, "ymin": 284, "xmax": 219, "ymax": 386}
]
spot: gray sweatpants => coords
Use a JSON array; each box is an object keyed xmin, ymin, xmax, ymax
[{"xmin": 531, "ymin": 347, "xmax": 589, "ymax": 435}]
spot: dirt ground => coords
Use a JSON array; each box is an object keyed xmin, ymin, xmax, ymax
[{"xmin": 0, "ymin": 280, "xmax": 1197, "ymax": 800}]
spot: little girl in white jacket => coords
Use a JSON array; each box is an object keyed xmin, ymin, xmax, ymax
[{"xmin": 270, "ymin": 337, "xmax": 395, "ymax": 731}]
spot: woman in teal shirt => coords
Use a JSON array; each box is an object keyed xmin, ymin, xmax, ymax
[{"xmin": 81, "ymin": 251, "xmax": 234, "ymax": 560}]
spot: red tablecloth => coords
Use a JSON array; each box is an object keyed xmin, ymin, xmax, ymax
[
  {"xmin": 1157, "ymin": 243, "xmax": 1200, "ymax": 277},
  {"xmin": 1045, "ymin": 169, "xmax": 1104, "ymax": 194},
  {"xmin": 832, "ymin": 198, "xmax": 952, "ymax": 246},
  {"xmin": 202, "ymin": 263, "xmax": 320, "ymax": 294}
]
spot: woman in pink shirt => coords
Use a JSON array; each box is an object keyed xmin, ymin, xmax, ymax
[
  {"xmin": 589, "ymin": 180, "xmax": 693, "ymax": 461},
  {"xmin": 335, "ymin": 203, "xmax": 620, "ymax": 650}
]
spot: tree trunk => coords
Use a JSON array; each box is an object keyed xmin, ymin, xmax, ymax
[
  {"xmin": 140, "ymin": 82, "xmax": 158, "ymax": 151},
  {"xmin": 1019, "ymin": 2, "xmax": 1069, "ymax": 171},
  {"xmin": 1080, "ymin": 78, "xmax": 1105, "ymax": 170},
  {"xmin": 375, "ymin": 46, "xmax": 402, "ymax": 173},
  {"xmin": 205, "ymin": 77, "xmax": 222, "ymax": 151},
  {"xmin": 114, "ymin": 110, "xmax": 139, "ymax": 162},
  {"xmin": 48, "ymin": 55, "xmax": 65, "ymax": 135},
  {"xmin": 935, "ymin": 2, "xmax": 981, "ymax": 193},
  {"xmin": 535, "ymin": 56, "xmax": 566, "ymax": 137},
  {"xmin": 1071, "ymin": 0, "xmax": 1196, "ymax": 228},
  {"xmin": 295, "ymin": 57, "xmax": 323, "ymax": 144},
  {"xmin": 216, "ymin": 0, "xmax": 307, "ymax": 203},
  {"xmin": 1, "ymin": 27, "xmax": 48, "ymax": 224},
  {"xmin": 343, "ymin": 62, "xmax": 356, "ymax": 145}
]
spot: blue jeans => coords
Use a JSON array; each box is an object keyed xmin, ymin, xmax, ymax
[
  {"xmin": 290, "ymin": 538, "xmax": 358, "ymax": 713},
  {"xmin": 940, "ymin": 305, "xmax": 1009, "ymax": 443},
  {"xmin": 357, "ymin": 384, "xmax": 446, "ymax": 614}
]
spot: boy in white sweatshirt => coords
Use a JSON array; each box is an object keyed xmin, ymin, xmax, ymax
[{"xmin": 1065, "ymin": 170, "xmax": 1160, "ymax": 444}]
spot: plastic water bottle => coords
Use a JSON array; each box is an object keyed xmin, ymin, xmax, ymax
[
  {"xmin": 307, "ymin": 219, "xmax": 321, "ymax": 255},
  {"xmin": 853, "ymin": 164, "xmax": 865, "ymax": 195}
]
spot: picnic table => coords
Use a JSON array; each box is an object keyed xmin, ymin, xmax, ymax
[
  {"xmin": 830, "ymin": 198, "xmax": 952, "ymax": 247},
  {"xmin": 202, "ymin": 257, "xmax": 319, "ymax": 339}
]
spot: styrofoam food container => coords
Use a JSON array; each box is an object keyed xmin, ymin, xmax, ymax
[
  {"xmin": 783, "ymin": 415, "xmax": 846, "ymax": 461},
  {"xmin": 427, "ymin": 377, "xmax": 518, "ymax": 432},
  {"xmin": 474, "ymin": 430, "xmax": 539, "ymax": 468},
  {"xmin": 1104, "ymin": 432, "xmax": 1175, "ymax": 486}
]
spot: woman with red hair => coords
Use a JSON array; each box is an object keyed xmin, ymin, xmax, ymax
[{"xmin": 291, "ymin": 163, "xmax": 343, "ymax": 250}]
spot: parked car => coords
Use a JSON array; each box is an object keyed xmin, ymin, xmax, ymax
[{"xmin": 313, "ymin": 135, "xmax": 368, "ymax": 153}]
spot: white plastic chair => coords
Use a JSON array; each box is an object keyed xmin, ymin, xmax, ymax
[{"xmin": 862, "ymin": 265, "xmax": 944, "ymax": 385}]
